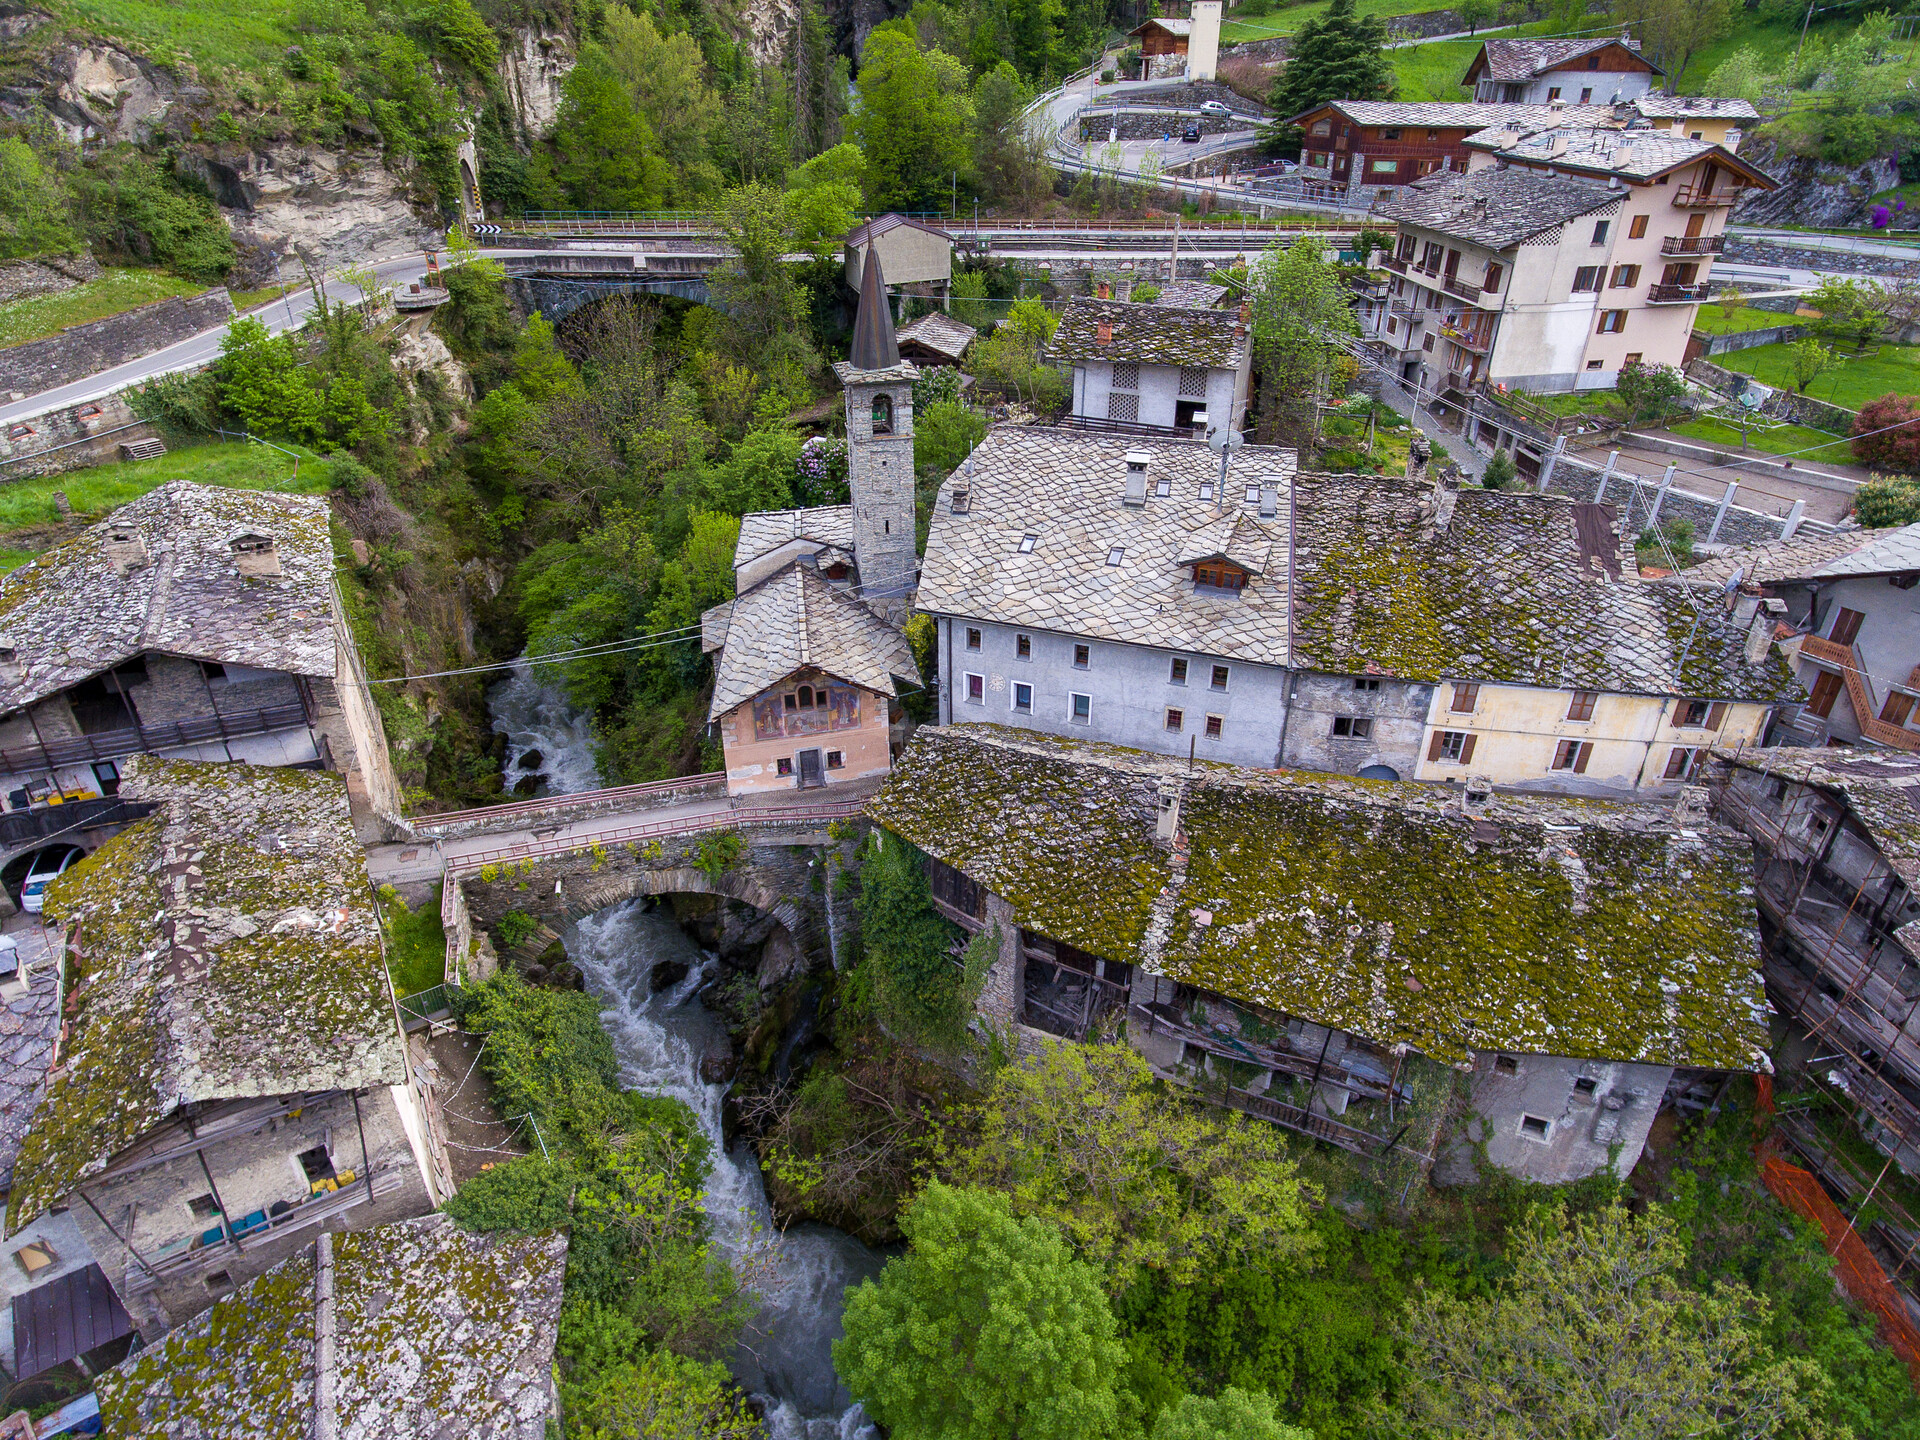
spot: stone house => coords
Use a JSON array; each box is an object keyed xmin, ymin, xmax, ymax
[
  {"xmin": 1684, "ymin": 523, "xmax": 1920, "ymax": 752},
  {"xmin": 917, "ymin": 428, "xmax": 1795, "ymax": 792},
  {"xmin": 1709, "ymin": 748, "xmax": 1920, "ymax": 1295},
  {"xmin": 918, "ymin": 426, "xmax": 1299, "ymax": 771},
  {"xmin": 1283, "ymin": 469, "xmax": 1799, "ymax": 793},
  {"xmin": 703, "ymin": 250, "xmax": 921, "ymax": 797},
  {"xmin": 843, "ymin": 214, "xmax": 953, "ymax": 303},
  {"xmin": 93, "ymin": 1215, "xmax": 566, "ymax": 1438},
  {"xmin": 1126, "ymin": 2, "xmax": 1221, "ymax": 80},
  {"xmin": 1048, "ymin": 297, "xmax": 1252, "ymax": 437},
  {"xmin": 872, "ymin": 724, "xmax": 1770, "ymax": 1185},
  {"xmin": 1374, "ymin": 133, "xmax": 1773, "ymax": 396},
  {"xmin": 4, "ymin": 758, "xmax": 452, "ymax": 1348},
  {"xmin": 1463, "ymin": 35, "xmax": 1660, "ymax": 107},
  {"xmin": 0, "ymin": 482, "xmax": 401, "ymax": 905}
]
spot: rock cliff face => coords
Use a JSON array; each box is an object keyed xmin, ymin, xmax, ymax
[
  {"xmin": 1732, "ymin": 137, "xmax": 1898, "ymax": 229},
  {"xmin": 0, "ymin": 13, "xmax": 185, "ymax": 146},
  {"xmin": 497, "ymin": 27, "xmax": 574, "ymax": 137}
]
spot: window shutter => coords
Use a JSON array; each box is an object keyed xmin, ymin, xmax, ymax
[
  {"xmin": 1573, "ymin": 742, "xmax": 1590, "ymax": 774},
  {"xmin": 1670, "ymin": 704, "xmax": 1687, "ymax": 729},
  {"xmin": 1705, "ymin": 702, "xmax": 1727, "ymax": 730},
  {"xmin": 1428, "ymin": 730, "xmax": 1446, "ymax": 762},
  {"xmin": 1460, "ymin": 734, "xmax": 1477, "ymax": 765}
]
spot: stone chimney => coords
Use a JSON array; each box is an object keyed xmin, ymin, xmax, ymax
[
  {"xmin": 1097, "ymin": 281, "xmax": 1111, "ymax": 299},
  {"xmin": 1124, "ymin": 450, "xmax": 1150, "ymax": 507},
  {"xmin": 1096, "ymin": 320, "xmax": 1113, "ymax": 346},
  {"xmin": 104, "ymin": 523, "xmax": 150, "ymax": 576},
  {"xmin": 1155, "ymin": 776, "xmax": 1186, "ymax": 846},
  {"xmin": 1745, "ymin": 598, "xmax": 1786, "ymax": 663},
  {"xmin": 1731, "ymin": 589, "xmax": 1760, "ymax": 627},
  {"xmin": 1404, "ymin": 434, "xmax": 1431, "ymax": 488},
  {"xmin": 1673, "ymin": 785, "xmax": 1713, "ymax": 829},
  {"xmin": 1258, "ymin": 483, "xmax": 1277, "ymax": 518}
]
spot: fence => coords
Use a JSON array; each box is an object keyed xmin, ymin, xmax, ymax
[
  {"xmin": 1541, "ymin": 445, "xmax": 1834, "ymax": 548},
  {"xmin": 443, "ymin": 797, "xmax": 867, "ymax": 873}
]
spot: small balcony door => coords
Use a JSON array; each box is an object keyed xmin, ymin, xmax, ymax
[{"xmin": 797, "ymin": 748, "xmax": 825, "ymax": 788}]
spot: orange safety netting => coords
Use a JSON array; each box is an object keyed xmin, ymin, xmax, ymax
[{"xmin": 1755, "ymin": 1074, "xmax": 1920, "ymax": 1385}]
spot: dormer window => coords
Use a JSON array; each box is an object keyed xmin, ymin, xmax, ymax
[
  {"xmin": 230, "ymin": 531, "xmax": 281, "ymax": 578},
  {"xmin": 871, "ymin": 394, "xmax": 894, "ymax": 435},
  {"xmin": 950, "ymin": 489, "xmax": 970, "ymax": 514},
  {"xmin": 824, "ymin": 562, "xmax": 849, "ymax": 581},
  {"xmin": 1194, "ymin": 560, "xmax": 1249, "ymax": 592}
]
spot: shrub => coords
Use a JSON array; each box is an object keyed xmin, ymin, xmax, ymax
[
  {"xmin": 1480, "ymin": 450, "xmax": 1516, "ymax": 489},
  {"xmin": 1636, "ymin": 518, "xmax": 1696, "ymax": 569},
  {"xmin": 443, "ymin": 1154, "xmax": 577, "ymax": 1232},
  {"xmin": 1854, "ymin": 473, "xmax": 1920, "ymax": 526},
  {"xmin": 498, "ymin": 909, "xmax": 538, "ymax": 949},
  {"xmin": 1614, "ymin": 359, "xmax": 1688, "ymax": 423},
  {"xmin": 1852, "ymin": 394, "xmax": 1920, "ymax": 474}
]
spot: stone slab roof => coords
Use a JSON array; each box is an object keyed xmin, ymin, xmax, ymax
[
  {"xmin": 706, "ymin": 562, "xmax": 917, "ymax": 718},
  {"xmin": 896, "ymin": 312, "xmax": 978, "ymax": 361},
  {"xmin": 1376, "ymin": 167, "xmax": 1617, "ymax": 249},
  {"xmin": 918, "ymin": 426, "xmax": 1298, "ymax": 666},
  {"xmin": 1131, "ymin": 16, "xmax": 1192, "ymax": 34},
  {"xmin": 1298, "ymin": 99, "xmax": 1614, "ymax": 129},
  {"xmin": 1464, "ymin": 125, "xmax": 1773, "ymax": 188},
  {"xmin": 1634, "ymin": 94, "xmax": 1759, "ymax": 120},
  {"xmin": 1288, "ymin": 472, "xmax": 1801, "ymax": 700},
  {"xmin": 93, "ymin": 1215, "xmax": 567, "ymax": 1440},
  {"xmin": 7, "ymin": 758, "xmax": 404, "ymax": 1233},
  {"xmin": 1047, "ymin": 298, "xmax": 1250, "ymax": 369},
  {"xmin": 1152, "ymin": 281, "xmax": 1230, "ymax": 309},
  {"xmin": 734, "ymin": 505, "xmax": 856, "ymax": 572},
  {"xmin": 0, "ymin": 481, "xmax": 336, "ymax": 713},
  {"xmin": 1473, "ymin": 36, "xmax": 1654, "ymax": 81},
  {"xmin": 1676, "ymin": 527, "xmax": 1889, "ymax": 589},
  {"xmin": 0, "ymin": 932, "xmax": 60, "ymax": 1196},
  {"xmin": 871, "ymin": 725, "xmax": 1769, "ymax": 1068},
  {"xmin": 1717, "ymin": 746, "xmax": 1920, "ymax": 888},
  {"xmin": 1782, "ymin": 521, "xmax": 1920, "ymax": 581},
  {"xmin": 844, "ymin": 214, "xmax": 954, "ymax": 247}
]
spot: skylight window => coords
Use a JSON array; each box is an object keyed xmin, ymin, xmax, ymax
[
  {"xmin": 1199, "ymin": 483, "xmax": 1214, "ymax": 501},
  {"xmin": 1017, "ymin": 533, "xmax": 1037, "ymax": 553},
  {"xmin": 1154, "ymin": 476, "xmax": 1171, "ymax": 497},
  {"xmin": 1106, "ymin": 546, "xmax": 1125, "ymax": 566}
]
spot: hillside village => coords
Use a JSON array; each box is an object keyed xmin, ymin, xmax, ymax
[{"xmin": 3, "ymin": 0, "xmax": 1920, "ymax": 1434}]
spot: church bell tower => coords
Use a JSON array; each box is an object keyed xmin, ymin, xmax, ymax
[{"xmin": 833, "ymin": 247, "xmax": 919, "ymax": 599}]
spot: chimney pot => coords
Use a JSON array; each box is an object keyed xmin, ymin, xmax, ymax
[
  {"xmin": 1096, "ymin": 320, "xmax": 1113, "ymax": 345},
  {"xmin": 1097, "ymin": 281, "xmax": 1111, "ymax": 299},
  {"xmin": 1238, "ymin": 300, "xmax": 1252, "ymax": 323},
  {"xmin": 1124, "ymin": 450, "xmax": 1150, "ymax": 507}
]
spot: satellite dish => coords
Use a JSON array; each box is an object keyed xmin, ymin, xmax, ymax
[{"xmin": 1207, "ymin": 426, "xmax": 1246, "ymax": 452}]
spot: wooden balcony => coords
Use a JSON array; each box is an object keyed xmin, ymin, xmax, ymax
[
  {"xmin": 1441, "ymin": 320, "xmax": 1493, "ymax": 353},
  {"xmin": 1443, "ymin": 369, "xmax": 1476, "ymax": 392},
  {"xmin": 1440, "ymin": 273, "xmax": 1484, "ymax": 302},
  {"xmin": 1647, "ymin": 282, "xmax": 1713, "ymax": 304},
  {"xmin": 1381, "ymin": 254, "xmax": 1408, "ymax": 274},
  {"xmin": 1673, "ymin": 185, "xmax": 1735, "ymax": 208},
  {"xmin": 0, "ymin": 702, "xmax": 311, "ymax": 779},
  {"xmin": 1661, "ymin": 234, "xmax": 1725, "ymax": 255},
  {"xmin": 1798, "ymin": 633, "xmax": 1920, "ymax": 751}
]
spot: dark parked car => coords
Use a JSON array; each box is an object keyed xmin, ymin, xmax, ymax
[{"xmin": 1181, "ymin": 124, "xmax": 1202, "ymax": 143}]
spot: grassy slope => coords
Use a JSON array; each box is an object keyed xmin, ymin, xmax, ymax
[
  {"xmin": 1224, "ymin": 0, "xmax": 1503, "ymax": 41},
  {"xmin": 1717, "ymin": 339, "xmax": 1920, "ymax": 412},
  {"xmin": 0, "ymin": 269, "xmax": 212, "ymax": 349},
  {"xmin": 0, "ymin": 442, "xmax": 332, "ymax": 567},
  {"xmin": 1693, "ymin": 304, "xmax": 1806, "ymax": 336},
  {"xmin": 43, "ymin": 0, "xmax": 299, "ymax": 72}
]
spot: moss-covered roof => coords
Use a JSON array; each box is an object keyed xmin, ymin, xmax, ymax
[
  {"xmin": 0, "ymin": 481, "xmax": 336, "ymax": 713},
  {"xmin": 1047, "ymin": 297, "xmax": 1251, "ymax": 368},
  {"xmin": 92, "ymin": 1215, "xmax": 567, "ymax": 1439},
  {"xmin": 7, "ymin": 757, "xmax": 404, "ymax": 1233},
  {"xmin": 870, "ymin": 725, "xmax": 1770, "ymax": 1068},
  {"xmin": 1289, "ymin": 472, "xmax": 1802, "ymax": 701}
]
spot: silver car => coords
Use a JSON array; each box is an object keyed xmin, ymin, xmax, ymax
[{"xmin": 1198, "ymin": 100, "xmax": 1233, "ymax": 119}]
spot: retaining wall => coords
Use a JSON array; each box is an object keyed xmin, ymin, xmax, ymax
[
  {"xmin": 0, "ymin": 390, "xmax": 162, "ymax": 480},
  {"xmin": 1545, "ymin": 448, "xmax": 1834, "ymax": 547},
  {"xmin": 1705, "ymin": 323, "xmax": 1807, "ymax": 356},
  {"xmin": 0, "ymin": 289, "xmax": 234, "ymax": 400},
  {"xmin": 0, "ymin": 253, "xmax": 101, "ymax": 305},
  {"xmin": 1687, "ymin": 356, "xmax": 1857, "ymax": 434}
]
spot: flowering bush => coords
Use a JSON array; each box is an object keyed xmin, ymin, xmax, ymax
[
  {"xmin": 796, "ymin": 435, "xmax": 850, "ymax": 505},
  {"xmin": 1872, "ymin": 205, "xmax": 1892, "ymax": 229}
]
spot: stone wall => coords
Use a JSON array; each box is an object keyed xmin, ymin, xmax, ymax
[
  {"xmin": 0, "ymin": 389, "xmax": 162, "ymax": 479},
  {"xmin": 1545, "ymin": 448, "xmax": 1826, "ymax": 547},
  {"xmin": 1079, "ymin": 111, "xmax": 1250, "ymax": 142},
  {"xmin": 1722, "ymin": 236, "xmax": 1920, "ymax": 281},
  {"xmin": 0, "ymin": 289, "xmax": 233, "ymax": 400},
  {"xmin": 0, "ymin": 252, "xmax": 101, "ymax": 304},
  {"xmin": 1686, "ymin": 356, "xmax": 1856, "ymax": 434},
  {"xmin": 410, "ymin": 777, "xmax": 727, "ymax": 842},
  {"xmin": 1705, "ymin": 323, "xmax": 1807, "ymax": 356}
]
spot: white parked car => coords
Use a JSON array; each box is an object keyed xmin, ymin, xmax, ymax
[
  {"xmin": 1198, "ymin": 100, "xmax": 1233, "ymax": 119},
  {"xmin": 19, "ymin": 847, "xmax": 82, "ymax": 915}
]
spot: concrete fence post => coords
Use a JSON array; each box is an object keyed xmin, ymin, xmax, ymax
[
  {"xmin": 1649, "ymin": 463, "xmax": 1677, "ymax": 527},
  {"xmin": 1537, "ymin": 434, "xmax": 1566, "ymax": 492},
  {"xmin": 1592, "ymin": 450, "xmax": 1618, "ymax": 503},
  {"xmin": 1780, "ymin": 499, "xmax": 1806, "ymax": 540},
  {"xmin": 1706, "ymin": 481, "xmax": 1739, "ymax": 543}
]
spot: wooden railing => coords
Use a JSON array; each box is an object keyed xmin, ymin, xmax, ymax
[
  {"xmin": 1799, "ymin": 634, "xmax": 1920, "ymax": 751},
  {"xmin": 1673, "ymin": 186, "xmax": 1734, "ymax": 208},
  {"xmin": 0, "ymin": 703, "xmax": 310, "ymax": 777}
]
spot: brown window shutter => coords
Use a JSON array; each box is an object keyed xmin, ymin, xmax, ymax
[
  {"xmin": 1428, "ymin": 730, "xmax": 1446, "ymax": 762},
  {"xmin": 1460, "ymin": 733, "xmax": 1477, "ymax": 765},
  {"xmin": 1573, "ymin": 742, "xmax": 1590, "ymax": 774},
  {"xmin": 1705, "ymin": 702, "xmax": 1727, "ymax": 729},
  {"xmin": 1669, "ymin": 704, "xmax": 1687, "ymax": 729}
]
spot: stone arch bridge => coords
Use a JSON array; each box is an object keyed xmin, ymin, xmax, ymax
[{"xmin": 430, "ymin": 792, "xmax": 870, "ymax": 983}]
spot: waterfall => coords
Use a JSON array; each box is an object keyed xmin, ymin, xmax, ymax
[{"xmin": 487, "ymin": 663, "xmax": 884, "ymax": 1438}]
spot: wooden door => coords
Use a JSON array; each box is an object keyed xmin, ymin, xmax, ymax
[
  {"xmin": 1685, "ymin": 212, "xmax": 1705, "ymax": 238},
  {"xmin": 1807, "ymin": 670, "xmax": 1844, "ymax": 719},
  {"xmin": 798, "ymin": 748, "xmax": 824, "ymax": 787}
]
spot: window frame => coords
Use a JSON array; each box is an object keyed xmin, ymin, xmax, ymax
[
  {"xmin": 1210, "ymin": 664, "xmax": 1230, "ymax": 692},
  {"xmin": 1015, "ymin": 632, "xmax": 1032, "ymax": 660},
  {"xmin": 1017, "ymin": 533, "xmax": 1037, "ymax": 554},
  {"xmin": 1012, "ymin": 681, "xmax": 1033, "ymax": 714},
  {"xmin": 964, "ymin": 672, "xmax": 985, "ymax": 704},
  {"xmin": 1572, "ymin": 265, "xmax": 1601, "ymax": 293},
  {"xmin": 1069, "ymin": 692, "xmax": 1093, "ymax": 724},
  {"xmin": 1165, "ymin": 707, "xmax": 1185, "ymax": 732},
  {"xmin": 1203, "ymin": 713, "xmax": 1224, "ymax": 740},
  {"xmin": 1073, "ymin": 643, "xmax": 1091, "ymax": 670},
  {"xmin": 965, "ymin": 626, "xmax": 982, "ymax": 651},
  {"xmin": 1450, "ymin": 681, "xmax": 1480, "ymax": 713},
  {"xmin": 826, "ymin": 749, "xmax": 845, "ymax": 769},
  {"xmin": 1353, "ymin": 677, "xmax": 1381, "ymax": 692},
  {"xmin": 1591, "ymin": 220, "xmax": 1610, "ymax": 246},
  {"xmin": 1331, "ymin": 716, "xmax": 1374, "ymax": 739},
  {"xmin": 1597, "ymin": 309, "xmax": 1628, "ymax": 334},
  {"xmin": 1627, "ymin": 214, "xmax": 1648, "ymax": 239},
  {"xmin": 1551, "ymin": 738, "xmax": 1592, "ymax": 772},
  {"xmin": 1169, "ymin": 657, "xmax": 1188, "ymax": 686},
  {"xmin": 1567, "ymin": 690, "xmax": 1597, "ymax": 722}
]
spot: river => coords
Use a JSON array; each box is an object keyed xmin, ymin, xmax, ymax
[{"xmin": 488, "ymin": 663, "xmax": 884, "ymax": 1438}]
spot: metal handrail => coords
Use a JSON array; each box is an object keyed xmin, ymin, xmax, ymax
[
  {"xmin": 1647, "ymin": 282, "xmax": 1713, "ymax": 303},
  {"xmin": 0, "ymin": 703, "xmax": 310, "ymax": 776},
  {"xmin": 445, "ymin": 797, "xmax": 866, "ymax": 872},
  {"xmin": 1661, "ymin": 235, "xmax": 1726, "ymax": 255}
]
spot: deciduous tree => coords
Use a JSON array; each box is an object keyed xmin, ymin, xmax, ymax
[
  {"xmin": 548, "ymin": 44, "xmax": 674, "ymax": 212},
  {"xmin": 1152, "ymin": 1388, "xmax": 1312, "ymax": 1440},
  {"xmin": 835, "ymin": 1182, "xmax": 1128, "ymax": 1440},
  {"xmin": 1615, "ymin": 0, "xmax": 1738, "ymax": 92},
  {"xmin": 1388, "ymin": 1202, "xmax": 1818, "ymax": 1440},
  {"xmin": 852, "ymin": 28, "xmax": 974, "ymax": 211},
  {"xmin": 1247, "ymin": 238, "xmax": 1359, "ymax": 447},
  {"xmin": 1851, "ymin": 393, "xmax": 1920, "ymax": 475}
]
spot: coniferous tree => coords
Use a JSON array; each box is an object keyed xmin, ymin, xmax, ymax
[{"xmin": 1265, "ymin": 0, "xmax": 1393, "ymax": 128}]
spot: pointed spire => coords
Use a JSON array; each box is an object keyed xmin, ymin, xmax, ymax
[{"xmin": 850, "ymin": 243, "xmax": 899, "ymax": 371}]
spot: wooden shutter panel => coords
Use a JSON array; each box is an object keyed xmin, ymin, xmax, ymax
[
  {"xmin": 1705, "ymin": 702, "xmax": 1727, "ymax": 730},
  {"xmin": 1460, "ymin": 733, "xmax": 1477, "ymax": 765},
  {"xmin": 1428, "ymin": 730, "xmax": 1446, "ymax": 762},
  {"xmin": 1573, "ymin": 741, "xmax": 1591, "ymax": 773},
  {"xmin": 1670, "ymin": 704, "xmax": 1687, "ymax": 728}
]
